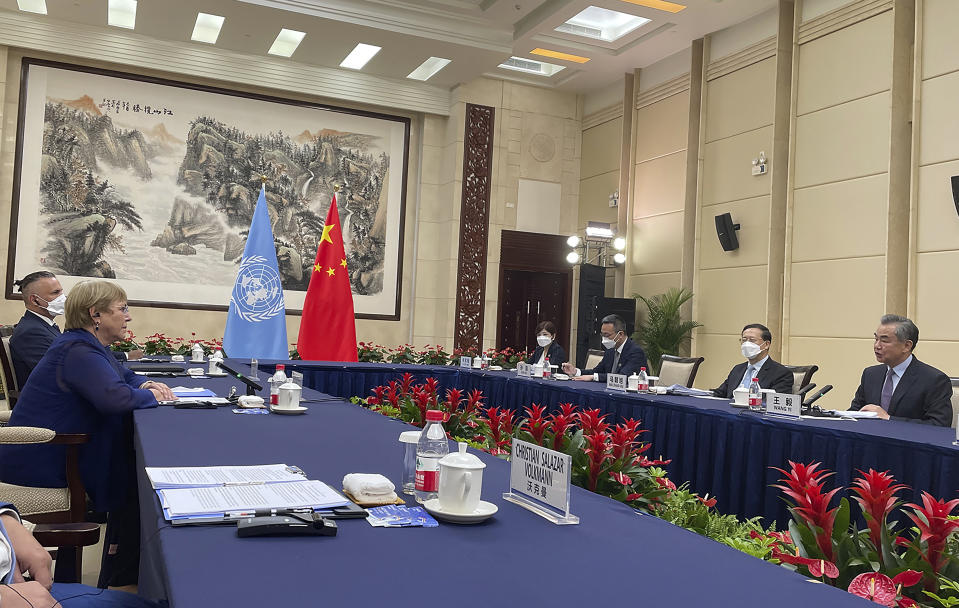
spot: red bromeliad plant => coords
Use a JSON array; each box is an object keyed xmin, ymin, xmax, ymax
[
  {"xmin": 900, "ymin": 493, "xmax": 959, "ymax": 589},
  {"xmin": 850, "ymin": 469, "xmax": 908, "ymax": 566},
  {"xmin": 483, "ymin": 406, "xmax": 516, "ymax": 456},
  {"xmin": 773, "ymin": 461, "xmax": 843, "ymax": 562}
]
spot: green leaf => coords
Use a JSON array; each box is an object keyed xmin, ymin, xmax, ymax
[{"xmin": 832, "ymin": 498, "xmax": 850, "ymax": 543}]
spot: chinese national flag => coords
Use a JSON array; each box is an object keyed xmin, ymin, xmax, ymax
[{"xmin": 296, "ymin": 195, "xmax": 358, "ymax": 361}]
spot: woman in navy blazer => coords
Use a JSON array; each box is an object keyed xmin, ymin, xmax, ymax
[
  {"xmin": 0, "ymin": 280, "xmax": 175, "ymax": 586},
  {"xmin": 526, "ymin": 320, "xmax": 568, "ymax": 366}
]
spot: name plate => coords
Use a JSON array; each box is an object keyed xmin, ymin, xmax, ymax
[
  {"xmin": 766, "ymin": 392, "xmax": 801, "ymax": 419},
  {"xmin": 460, "ymin": 356, "xmax": 472, "ymax": 368},
  {"xmin": 516, "ymin": 362, "xmax": 532, "ymax": 377},
  {"xmin": 606, "ymin": 373, "xmax": 627, "ymax": 392},
  {"xmin": 503, "ymin": 439, "xmax": 579, "ymax": 525}
]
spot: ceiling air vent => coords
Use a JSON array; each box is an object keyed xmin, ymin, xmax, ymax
[
  {"xmin": 502, "ymin": 57, "xmax": 545, "ymax": 73},
  {"xmin": 555, "ymin": 23, "xmax": 604, "ymax": 40}
]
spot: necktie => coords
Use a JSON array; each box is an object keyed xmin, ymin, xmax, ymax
[
  {"xmin": 880, "ymin": 367, "xmax": 895, "ymax": 410},
  {"xmin": 611, "ymin": 350, "xmax": 621, "ymax": 375},
  {"xmin": 741, "ymin": 366, "xmax": 755, "ymax": 388}
]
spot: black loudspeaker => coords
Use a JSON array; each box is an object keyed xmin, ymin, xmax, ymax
[
  {"xmin": 714, "ymin": 212, "xmax": 741, "ymax": 252},
  {"xmin": 951, "ymin": 175, "xmax": 959, "ymax": 218},
  {"xmin": 574, "ymin": 264, "xmax": 605, "ymax": 368}
]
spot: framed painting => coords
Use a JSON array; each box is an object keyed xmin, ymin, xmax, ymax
[{"xmin": 8, "ymin": 59, "xmax": 409, "ymax": 319}]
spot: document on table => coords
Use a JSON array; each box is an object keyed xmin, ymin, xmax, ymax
[
  {"xmin": 171, "ymin": 387, "xmax": 218, "ymax": 397},
  {"xmin": 830, "ymin": 409, "xmax": 879, "ymax": 419},
  {"xmin": 158, "ymin": 480, "xmax": 348, "ymax": 519},
  {"xmin": 666, "ymin": 385, "xmax": 715, "ymax": 397},
  {"xmin": 145, "ymin": 463, "xmax": 306, "ymax": 489}
]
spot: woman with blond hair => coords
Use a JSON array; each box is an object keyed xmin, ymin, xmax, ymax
[{"xmin": 0, "ymin": 280, "xmax": 174, "ymax": 587}]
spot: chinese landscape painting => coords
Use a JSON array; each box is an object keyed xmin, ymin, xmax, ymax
[{"xmin": 10, "ymin": 60, "xmax": 409, "ymax": 318}]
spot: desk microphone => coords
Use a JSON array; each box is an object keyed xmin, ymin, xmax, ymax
[
  {"xmin": 802, "ymin": 385, "xmax": 833, "ymax": 408},
  {"xmin": 797, "ymin": 383, "xmax": 816, "ymax": 399},
  {"xmin": 214, "ymin": 361, "xmax": 263, "ymax": 395}
]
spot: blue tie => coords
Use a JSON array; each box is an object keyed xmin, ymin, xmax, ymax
[
  {"xmin": 741, "ymin": 366, "xmax": 755, "ymax": 389},
  {"xmin": 880, "ymin": 367, "xmax": 895, "ymax": 410}
]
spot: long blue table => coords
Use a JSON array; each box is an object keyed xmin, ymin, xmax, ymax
[
  {"xmin": 264, "ymin": 360, "xmax": 959, "ymax": 528},
  {"xmin": 133, "ymin": 365, "xmax": 871, "ymax": 608}
]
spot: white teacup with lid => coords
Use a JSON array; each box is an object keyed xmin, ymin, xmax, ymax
[
  {"xmin": 276, "ymin": 381, "xmax": 302, "ymax": 410},
  {"xmin": 437, "ymin": 442, "xmax": 486, "ymax": 514}
]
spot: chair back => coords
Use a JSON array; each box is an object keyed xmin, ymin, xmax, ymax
[
  {"xmin": 784, "ymin": 364, "xmax": 819, "ymax": 395},
  {"xmin": 951, "ymin": 378, "xmax": 959, "ymax": 429},
  {"xmin": 585, "ymin": 349, "xmax": 604, "ymax": 370},
  {"xmin": 657, "ymin": 355, "xmax": 705, "ymax": 388},
  {"xmin": 0, "ymin": 335, "xmax": 18, "ymax": 406}
]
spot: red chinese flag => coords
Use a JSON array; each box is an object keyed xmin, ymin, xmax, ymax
[{"xmin": 296, "ymin": 195, "xmax": 358, "ymax": 361}]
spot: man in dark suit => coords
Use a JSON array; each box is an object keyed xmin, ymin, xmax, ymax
[
  {"xmin": 713, "ymin": 323, "xmax": 794, "ymax": 398},
  {"xmin": 10, "ymin": 272, "xmax": 140, "ymax": 388},
  {"xmin": 562, "ymin": 314, "xmax": 647, "ymax": 383},
  {"xmin": 849, "ymin": 314, "xmax": 952, "ymax": 426}
]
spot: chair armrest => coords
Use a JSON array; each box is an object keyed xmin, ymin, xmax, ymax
[
  {"xmin": 49, "ymin": 433, "xmax": 90, "ymax": 446},
  {"xmin": 0, "ymin": 426, "xmax": 56, "ymax": 444},
  {"xmin": 32, "ymin": 522, "xmax": 101, "ymax": 548},
  {"xmin": 0, "ymin": 410, "xmax": 11, "ymax": 424}
]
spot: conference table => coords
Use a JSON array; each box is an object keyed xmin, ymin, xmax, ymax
[
  {"xmin": 133, "ymin": 362, "xmax": 872, "ymax": 608},
  {"xmin": 265, "ymin": 360, "xmax": 959, "ymax": 528}
]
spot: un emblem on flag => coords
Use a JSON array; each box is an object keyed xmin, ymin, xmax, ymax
[{"xmin": 230, "ymin": 255, "xmax": 285, "ymax": 322}]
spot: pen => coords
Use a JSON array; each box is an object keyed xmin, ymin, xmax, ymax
[{"xmin": 253, "ymin": 508, "xmax": 315, "ymax": 517}]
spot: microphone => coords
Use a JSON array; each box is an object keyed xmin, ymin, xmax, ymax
[
  {"xmin": 802, "ymin": 385, "xmax": 833, "ymax": 408},
  {"xmin": 796, "ymin": 383, "xmax": 816, "ymax": 399},
  {"xmin": 214, "ymin": 360, "xmax": 263, "ymax": 396}
]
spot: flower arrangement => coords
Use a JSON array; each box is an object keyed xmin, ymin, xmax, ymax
[
  {"xmin": 356, "ymin": 342, "xmax": 530, "ymax": 369},
  {"xmin": 122, "ymin": 332, "xmax": 222, "ymax": 356}
]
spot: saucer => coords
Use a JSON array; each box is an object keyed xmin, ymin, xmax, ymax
[
  {"xmin": 270, "ymin": 405, "xmax": 308, "ymax": 415},
  {"xmin": 553, "ymin": 373, "xmax": 570, "ymax": 381},
  {"xmin": 489, "ymin": 365, "xmax": 503, "ymax": 371},
  {"xmin": 423, "ymin": 498, "xmax": 497, "ymax": 524}
]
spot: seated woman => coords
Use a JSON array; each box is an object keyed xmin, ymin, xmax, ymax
[
  {"xmin": 526, "ymin": 321, "xmax": 568, "ymax": 367},
  {"xmin": 0, "ymin": 280, "xmax": 174, "ymax": 587}
]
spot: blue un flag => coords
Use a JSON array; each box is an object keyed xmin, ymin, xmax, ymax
[{"xmin": 223, "ymin": 185, "xmax": 289, "ymax": 359}]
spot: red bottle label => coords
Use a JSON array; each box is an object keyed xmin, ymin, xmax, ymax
[
  {"xmin": 749, "ymin": 396, "xmax": 761, "ymax": 406},
  {"xmin": 415, "ymin": 469, "xmax": 439, "ymax": 492}
]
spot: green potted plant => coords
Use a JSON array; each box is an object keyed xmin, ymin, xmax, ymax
[{"xmin": 632, "ymin": 287, "xmax": 702, "ymax": 375}]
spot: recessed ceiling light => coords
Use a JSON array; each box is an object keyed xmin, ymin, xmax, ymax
[
  {"xmin": 340, "ymin": 43, "xmax": 381, "ymax": 70},
  {"xmin": 498, "ymin": 56, "xmax": 565, "ymax": 77},
  {"xmin": 108, "ymin": 0, "xmax": 137, "ymax": 29},
  {"xmin": 191, "ymin": 12, "xmax": 225, "ymax": 44},
  {"xmin": 619, "ymin": 0, "xmax": 686, "ymax": 13},
  {"xmin": 407, "ymin": 57, "xmax": 452, "ymax": 81},
  {"xmin": 268, "ymin": 28, "xmax": 306, "ymax": 57},
  {"xmin": 556, "ymin": 6, "xmax": 650, "ymax": 42},
  {"xmin": 530, "ymin": 48, "xmax": 590, "ymax": 63},
  {"xmin": 16, "ymin": 0, "xmax": 46, "ymax": 14}
]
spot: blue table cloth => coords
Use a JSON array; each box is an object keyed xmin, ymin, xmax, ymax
[{"xmin": 133, "ymin": 365, "xmax": 872, "ymax": 608}]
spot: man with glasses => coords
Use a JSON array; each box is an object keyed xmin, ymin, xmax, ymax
[
  {"xmin": 849, "ymin": 314, "xmax": 952, "ymax": 426},
  {"xmin": 712, "ymin": 323, "xmax": 793, "ymax": 398},
  {"xmin": 562, "ymin": 314, "xmax": 648, "ymax": 382}
]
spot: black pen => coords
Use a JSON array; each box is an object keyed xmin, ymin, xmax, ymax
[{"xmin": 253, "ymin": 508, "xmax": 315, "ymax": 517}]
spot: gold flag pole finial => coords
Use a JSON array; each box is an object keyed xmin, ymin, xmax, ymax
[
  {"xmin": 333, "ymin": 184, "xmax": 341, "ymax": 193},
  {"xmin": 260, "ymin": 175, "xmax": 268, "ymax": 184}
]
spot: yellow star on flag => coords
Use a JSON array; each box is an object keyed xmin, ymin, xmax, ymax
[
  {"xmin": 313, "ymin": 263, "xmax": 322, "ymax": 273},
  {"xmin": 340, "ymin": 258, "xmax": 347, "ymax": 268},
  {"xmin": 319, "ymin": 224, "xmax": 335, "ymax": 245},
  {"xmin": 326, "ymin": 267, "xmax": 335, "ymax": 277}
]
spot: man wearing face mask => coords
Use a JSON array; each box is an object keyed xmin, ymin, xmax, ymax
[
  {"xmin": 562, "ymin": 314, "xmax": 648, "ymax": 382},
  {"xmin": 712, "ymin": 323, "xmax": 794, "ymax": 398},
  {"xmin": 10, "ymin": 272, "xmax": 139, "ymax": 389}
]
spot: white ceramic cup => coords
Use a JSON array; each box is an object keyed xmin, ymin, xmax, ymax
[
  {"xmin": 276, "ymin": 382, "xmax": 302, "ymax": 409},
  {"xmin": 437, "ymin": 443, "xmax": 485, "ymax": 514},
  {"xmin": 733, "ymin": 387, "xmax": 749, "ymax": 405}
]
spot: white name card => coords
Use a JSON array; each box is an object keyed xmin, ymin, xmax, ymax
[
  {"xmin": 516, "ymin": 362, "xmax": 532, "ymax": 377},
  {"xmin": 503, "ymin": 439, "xmax": 578, "ymax": 525},
  {"xmin": 766, "ymin": 392, "xmax": 801, "ymax": 419},
  {"xmin": 606, "ymin": 373, "xmax": 627, "ymax": 392},
  {"xmin": 460, "ymin": 356, "xmax": 472, "ymax": 368}
]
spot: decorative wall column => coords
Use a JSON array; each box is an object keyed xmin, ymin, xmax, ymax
[{"xmin": 454, "ymin": 103, "xmax": 495, "ymax": 352}]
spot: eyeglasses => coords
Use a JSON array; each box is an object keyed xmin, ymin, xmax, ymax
[{"xmin": 114, "ymin": 305, "xmax": 130, "ymax": 314}]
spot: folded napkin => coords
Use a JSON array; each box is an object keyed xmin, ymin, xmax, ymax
[{"xmin": 343, "ymin": 473, "xmax": 398, "ymax": 505}]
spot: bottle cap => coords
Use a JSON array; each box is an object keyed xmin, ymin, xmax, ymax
[
  {"xmin": 753, "ymin": 377, "xmax": 759, "ymax": 381},
  {"xmin": 277, "ymin": 364, "xmax": 286, "ymax": 371},
  {"xmin": 425, "ymin": 409, "xmax": 445, "ymax": 422},
  {"xmin": 641, "ymin": 367, "xmax": 646, "ymax": 371}
]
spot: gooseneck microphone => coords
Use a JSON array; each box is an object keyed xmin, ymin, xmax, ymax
[{"xmin": 802, "ymin": 385, "xmax": 833, "ymax": 408}]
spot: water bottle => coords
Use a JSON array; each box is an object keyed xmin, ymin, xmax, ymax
[
  {"xmin": 270, "ymin": 364, "xmax": 287, "ymax": 406},
  {"xmin": 415, "ymin": 410, "xmax": 449, "ymax": 503},
  {"xmin": 250, "ymin": 358, "xmax": 258, "ymax": 379},
  {"xmin": 543, "ymin": 356, "xmax": 551, "ymax": 379},
  {"xmin": 637, "ymin": 367, "xmax": 649, "ymax": 393},
  {"xmin": 481, "ymin": 352, "xmax": 489, "ymax": 370},
  {"xmin": 748, "ymin": 377, "xmax": 762, "ymax": 410}
]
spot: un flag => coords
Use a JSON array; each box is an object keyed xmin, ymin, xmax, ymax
[{"xmin": 223, "ymin": 185, "xmax": 289, "ymax": 359}]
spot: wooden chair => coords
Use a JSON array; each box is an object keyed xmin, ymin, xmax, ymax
[
  {"xmin": 0, "ymin": 425, "xmax": 98, "ymax": 582},
  {"xmin": 0, "ymin": 335, "xmax": 19, "ymax": 407},
  {"xmin": 950, "ymin": 378, "xmax": 959, "ymax": 429},
  {"xmin": 784, "ymin": 365, "xmax": 819, "ymax": 395},
  {"xmin": 585, "ymin": 349, "xmax": 604, "ymax": 370},
  {"xmin": 657, "ymin": 355, "xmax": 705, "ymax": 388}
]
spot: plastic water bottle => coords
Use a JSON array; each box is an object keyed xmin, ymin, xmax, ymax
[
  {"xmin": 270, "ymin": 364, "xmax": 287, "ymax": 406},
  {"xmin": 637, "ymin": 367, "xmax": 649, "ymax": 393},
  {"xmin": 481, "ymin": 352, "xmax": 489, "ymax": 370},
  {"xmin": 250, "ymin": 358, "xmax": 258, "ymax": 379},
  {"xmin": 415, "ymin": 410, "xmax": 449, "ymax": 503},
  {"xmin": 748, "ymin": 377, "xmax": 762, "ymax": 410},
  {"xmin": 543, "ymin": 356, "xmax": 551, "ymax": 379}
]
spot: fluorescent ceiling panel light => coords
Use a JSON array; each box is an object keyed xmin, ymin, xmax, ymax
[
  {"xmin": 619, "ymin": 0, "xmax": 686, "ymax": 13},
  {"xmin": 530, "ymin": 48, "xmax": 590, "ymax": 63},
  {"xmin": 498, "ymin": 56, "xmax": 565, "ymax": 77},
  {"xmin": 268, "ymin": 28, "xmax": 306, "ymax": 57},
  {"xmin": 585, "ymin": 221, "xmax": 614, "ymax": 238},
  {"xmin": 17, "ymin": 0, "xmax": 46, "ymax": 14},
  {"xmin": 556, "ymin": 6, "xmax": 650, "ymax": 42},
  {"xmin": 191, "ymin": 12, "xmax": 225, "ymax": 44},
  {"xmin": 108, "ymin": 0, "xmax": 137, "ymax": 29},
  {"xmin": 340, "ymin": 43, "xmax": 381, "ymax": 70},
  {"xmin": 407, "ymin": 56, "xmax": 452, "ymax": 81}
]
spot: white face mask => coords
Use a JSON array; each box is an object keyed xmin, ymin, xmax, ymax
[
  {"xmin": 601, "ymin": 337, "xmax": 617, "ymax": 350},
  {"xmin": 536, "ymin": 335, "xmax": 552, "ymax": 347},
  {"xmin": 38, "ymin": 293, "xmax": 67, "ymax": 317},
  {"xmin": 741, "ymin": 340, "xmax": 762, "ymax": 359}
]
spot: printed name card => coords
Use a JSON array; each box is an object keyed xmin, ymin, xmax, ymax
[
  {"xmin": 503, "ymin": 439, "xmax": 579, "ymax": 525},
  {"xmin": 460, "ymin": 356, "xmax": 472, "ymax": 368},
  {"xmin": 606, "ymin": 373, "xmax": 627, "ymax": 392},
  {"xmin": 516, "ymin": 362, "xmax": 532, "ymax": 377},
  {"xmin": 766, "ymin": 392, "xmax": 801, "ymax": 420}
]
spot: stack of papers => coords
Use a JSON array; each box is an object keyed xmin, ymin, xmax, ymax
[
  {"xmin": 146, "ymin": 464, "xmax": 349, "ymax": 520},
  {"xmin": 665, "ymin": 385, "xmax": 715, "ymax": 397}
]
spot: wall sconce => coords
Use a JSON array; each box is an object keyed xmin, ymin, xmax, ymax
[
  {"xmin": 566, "ymin": 221, "xmax": 625, "ymax": 267},
  {"xmin": 751, "ymin": 151, "xmax": 767, "ymax": 176},
  {"xmin": 609, "ymin": 190, "xmax": 619, "ymax": 208}
]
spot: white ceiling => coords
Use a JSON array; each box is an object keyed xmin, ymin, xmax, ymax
[{"xmin": 0, "ymin": 0, "xmax": 779, "ymax": 94}]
